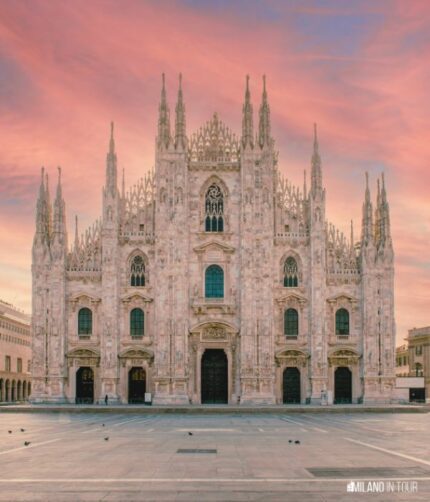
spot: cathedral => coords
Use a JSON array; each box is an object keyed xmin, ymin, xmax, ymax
[{"xmin": 31, "ymin": 75, "xmax": 396, "ymax": 405}]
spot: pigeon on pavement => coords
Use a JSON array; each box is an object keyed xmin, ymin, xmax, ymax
[{"xmin": 24, "ymin": 441, "xmax": 30, "ymax": 446}]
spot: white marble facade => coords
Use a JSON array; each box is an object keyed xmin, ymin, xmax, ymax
[{"xmin": 31, "ymin": 75, "xmax": 396, "ymax": 405}]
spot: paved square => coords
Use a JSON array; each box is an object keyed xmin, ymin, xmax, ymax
[{"xmin": 0, "ymin": 411, "xmax": 429, "ymax": 500}]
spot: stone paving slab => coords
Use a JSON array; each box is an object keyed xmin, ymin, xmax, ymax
[{"xmin": 0, "ymin": 411, "xmax": 429, "ymax": 500}]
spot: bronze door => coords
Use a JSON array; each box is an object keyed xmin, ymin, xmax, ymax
[
  {"xmin": 283, "ymin": 367, "xmax": 301, "ymax": 404},
  {"xmin": 334, "ymin": 367, "xmax": 352, "ymax": 404},
  {"xmin": 76, "ymin": 367, "xmax": 94, "ymax": 404},
  {"xmin": 201, "ymin": 349, "xmax": 228, "ymax": 404},
  {"xmin": 128, "ymin": 367, "xmax": 146, "ymax": 404}
]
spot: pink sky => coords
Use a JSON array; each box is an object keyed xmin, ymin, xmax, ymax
[{"xmin": 0, "ymin": 0, "xmax": 429, "ymax": 343}]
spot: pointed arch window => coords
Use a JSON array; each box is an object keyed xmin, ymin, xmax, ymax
[
  {"xmin": 284, "ymin": 257, "xmax": 298, "ymax": 287},
  {"xmin": 78, "ymin": 308, "xmax": 92, "ymax": 335},
  {"xmin": 335, "ymin": 308, "xmax": 349, "ymax": 335},
  {"xmin": 130, "ymin": 256, "xmax": 145, "ymax": 287},
  {"xmin": 205, "ymin": 265, "xmax": 224, "ymax": 299},
  {"xmin": 284, "ymin": 308, "xmax": 298, "ymax": 337},
  {"xmin": 130, "ymin": 308, "xmax": 144, "ymax": 337},
  {"xmin": 205, "ymin": 184, "xmax": 224, "ymax": 232}
]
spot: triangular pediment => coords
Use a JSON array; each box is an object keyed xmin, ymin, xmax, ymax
[
  {"xmin": 66, "ymin": 347, "xmax": 100, "ymax": 358},
  {"xmin": 326, "ymin": 293, "xmax": 357, "ymax": 303},
  {"xmin": 276, "ymin": 292, "xmax": 308, "ymax": 304},
  {"xmin": 69, "ymin": 293, "xmax": 101, "ymax": 303},
  {"xmin": 193, "ymin": 240, "xmax": 235, "ymax": 254},
  {"xmin": 118, "ymin": 347, "xmax": 154, "ymax": 359},
  {"xmin": 328, "ymin": 347, "xmax": 361, "ymax": 358},
  {"xmin": 189, "ymin": 113, "xmax": 240, "ymax": 163},
  {"xmin": 121, "ymin": 292, "xmax": 153, "ymax": 303},
  {"xmin": 275, "ymin": 348, "xmax": 310, "ymax": 359}
]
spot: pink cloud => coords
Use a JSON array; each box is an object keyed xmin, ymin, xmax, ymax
[{"xmin": 0, "ymin": 0, "xmax": 429, "ymax": 342}]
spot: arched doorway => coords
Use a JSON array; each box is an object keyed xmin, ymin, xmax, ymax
[
  {"xmin": 0, "ymin": 379, "xmax": 3, "ymax": 402},
  {"xmin": 5, "ymin": 380, "xmax": 10, "ymax": 401},
  {"xmin": 23, "ymin": 381, "xmax": 27, "ymax": 400},
  {"xmin": 11, "ymin": 380, "xmax": 16, "ymax": 401},
  {"xmin": 334, "ymin": 367, "xmax": 352, "ymax": 404},
  {"xmin": 128, "ymin": 367, "xmax": 146, "ymax": 403},
  {"xmin": 283, "ymin": 367, "xmax": 301, "ymax": 404},
  {"xmin": 201, "ymin": 349, "xmax": 228, "ymax": 404},
  {"xmin": 76, "ymin": 367, "xmax": 94, "ymax": 404},
  {"xmin": 17, "ymin": 381, "xmax": 22, "ymax": 401}
]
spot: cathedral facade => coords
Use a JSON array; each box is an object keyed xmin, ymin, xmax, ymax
[{"xmin": 31, "ymin": 75, "xmax": 396, "ymax": 405}]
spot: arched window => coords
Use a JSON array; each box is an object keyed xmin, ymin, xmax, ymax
[
  {"xmin": 205, "ymin": 265, "xmax": 224, "ymax": 298},
  {"xmin": 284, "ymin": 308, "xmax": 298, "ymax": 337},
  {"xmin": 205, "ymin": 184, "xmax": 224, "ymax": 232},
  {"xmin": 335, "ymin": 308, "xmax": 350, "ymax": 335},
  {"xmin": 283, "ymin": 257, "xmax": 298, "ymax": 287},
  {"xmin": 130, "ymin": 256, "xmax": 145, "ymax": 286},
  {"xmin": 78, "ymin": 308, "xmax": 92, "ymax": 335},
  {"xmin": 130, "ymin": 308, "xmax": 144, "ymax": 337}
]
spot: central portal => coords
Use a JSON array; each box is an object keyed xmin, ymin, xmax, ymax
[{"xmin": 201, "ymin": 349, "xmax": 228, "ymax": 404}]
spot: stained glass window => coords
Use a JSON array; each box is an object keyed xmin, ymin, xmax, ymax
[
  {"xmin": 131, "ymin": 256, "xmax": 145, "ymax": 287},
  {"xmin": 335, "ymin": 308, "xmax": 349, "ymax": 335},
  {"xmin": 205, "ymin": 265, "xmax": 224, "ymax": 298},
  {"xmin": 130, "ymin": 308, "xmax": 144, "ymax": 337},
  {"xmin": 284, "ymin": 257, "xmax": 298, "ymax": 287},
  {"xmin": 78, "ymin": 308, "xmax": 92, "ymax": 335},
  {"xmin": 284, "ymin": 308, "xmax": 298, "ymax": 336},
  {"xmin": 205, "ymin": 184, "xmax": 224, "ymax": 232}
]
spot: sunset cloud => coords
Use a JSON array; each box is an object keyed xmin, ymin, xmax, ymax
[{"xmin": 0, "ymin": 0, "xmax": 429, "ymax": 341}]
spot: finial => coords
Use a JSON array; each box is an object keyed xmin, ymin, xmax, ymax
[
  {"xmin": 57, "ymin": 166, "xmax": 61, "ymax": 181},
  {"xmin": 365, "ymin": 171, "xmax": 369, "ymax": 189},
  {"xmin": 179, "ymin": 72, "xmax": 182, "ymax": 89},
  {"xmin": 74, "ymin": 215, "xmax": 79, "ymax": 246},
  {"xmin": 313, "ymin": 123, "xmax": 318, "ymax": 150},
  {"xmin": 109, "ymin": 121, "xmax": 115, "ymax": 154},
  {"xmin": 263, "ymin": 74, "xmax": 266, "ymax": 93},
  {"xmin": 303, "ymin": 169, "xmax": 307, "ymax": 197},
  {"xmin": 246, "ymin": 74, "xmax": 250, "ymax": 91},
  {"xmin": 162, "ymin": 73, "xmax": 166, "ymax": 90},
  {"xmin": 41, "ymin": 166, "xmax": 45, "ymax": 182},
  {"xmin": 122, "ymin": 167, "xmax": 125, "ymax": 197},
  {"xmin": 381, "ymin": 172, "xmax": 385, "ymax": 189}
]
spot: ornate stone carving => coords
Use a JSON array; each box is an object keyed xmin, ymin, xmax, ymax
[{"xmin": 202, "ymin": 326, "xmax": 227, "ymax": 340}]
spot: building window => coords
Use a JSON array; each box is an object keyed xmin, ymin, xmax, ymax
[
  {"xmin": 205, "ymin": 265, "xmax": 224, "ymax": 298},
  {"xmin": 415, "ymin": 345, "xmax": 422, "ymax": 356},
  {"xmin": 78, "ymin": 308, "xmax": 92, "ymax": 335},
  {"xmin": 17, "ymin": 358, "xmax": 22, "ymax": 373},
  {"xmin": 283, "ymin": 257, "xmax": 298, "ymax": 287},
  {"xmin": 130, "ymin": 256, "xmax": 145, "ymax": 286},
  {"xmin": 415, "ymin": 363, "xmax": 423, "ymax": 377},
  {"xmin": 130, "ymin": 308, "xmax": 144, "ymax": 337},
  {"xmin": 336, "ymin": 308, "xmax": 350, "ymax": 335},
  {"xmin": 205, "ymin": 184, "xmax": 224, "ymax": 232},
  {"xmin": 284, "ymin": 308, "xmax": 299, "ymax": 337},
  {"xmin": 5, "ymin": 356, "xmax": 11, "ymax": 372}
]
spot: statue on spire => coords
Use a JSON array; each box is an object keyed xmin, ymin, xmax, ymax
[
  {"xmin": 242, "ymin": 75, "xmax": 253, "ymax": 149},
  {"xmin": 157, "ymin": 73, "xmax": 171, "ymax": 150},
  {"xmin": 174, "ymin": 73, "xmax": 186, "ymax": 150},
  {"xmin": 361, "ymin": 172, "xmax": 373, "ymax": 247},
  {"xmin": 105, "ymin": 121, "xmax": 118, "ymax": 195},
  {"xmin": 258, "ymin": 75, "xmax": 271, "ymax": 149},
  {"xmin": 310, "ymin": 123, "xmax": 322, "ymax": 194}
]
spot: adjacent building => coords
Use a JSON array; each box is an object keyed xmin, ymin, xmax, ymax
[
  {"xmin": 0, "ymin": 300, "xmax": 31, "ymax": 402},
  {"xmin": 31, "ymin": 75, "xmax": 396, "ymax": 405}
]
